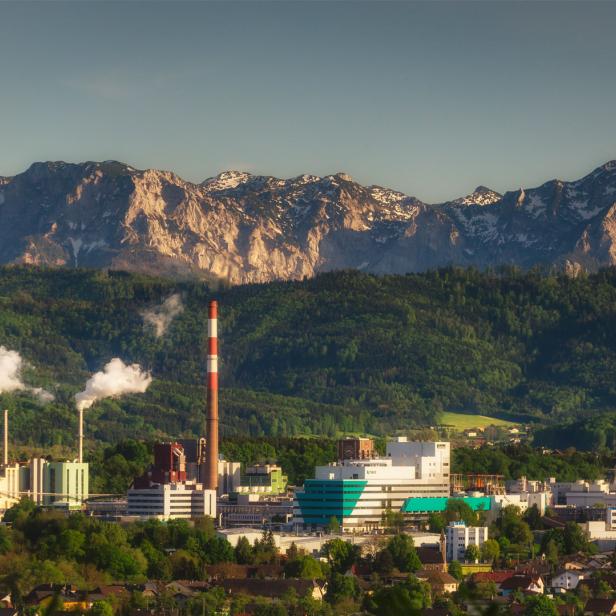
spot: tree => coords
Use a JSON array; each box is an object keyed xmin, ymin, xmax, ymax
[
  {"xmin": 465, "ymin": 544, "xmax": 480, "ymax": 563},
  {"xmin": 385, "ymin": 534, "xmax": 421, "ymax": 572},
  {"xmin": 0, "ymin": 526, "xmax": 12, "ymax": 555},
  {"xmin": 169, "ymin": 549, "xmax": 200, "ymax": 579},
  {"xmin": 480, "ymin": 539, "xmax": 500, "ymax": 563},
  {"xmin": 367, "ymin": 578, "xmax": 431, "ymax": 615},
  {"xmin": 326, "ymin": 516, "xmax": 341, "ymax": 535},
  {"xmin": 235, "ymin": 536, "xmax": 254, "ymax": 565},
  {"xmin": 374, "ymin": 549, "xmax": 394, "ymax": 576},
  {"xmin": 563, "ymin": 522, "xmax": 592, "ymax": 554},
  {"xmin": 326, "ymin": 573, "xmax": 360, "ymax": 604},
  {"xmin": 284, "ymin": 554, "xmax": 324, "ymax": 579},
  {"xmin": 523, "ymin": 595, "xmax": 558, "ymax": 616},
  {"xmin": 495, "ymin": 506, "xmax": 532, "ymax": 546},
  {"xmin": 3, "ymin": 497, "xmax": 36, "ymax": 525},
  {"xmin": 382, "ymin": 509, "xmax": 405, "ymax": 534},
  {"xmin": 445, "ymin": 500, "xmax": 478, "ymax": 526},
  {"xmin": 448, "ymin": 560, "xmax": 463, "ymax": 581},
  {"xmin": 89, "ymin": 601, "xmax": 114, "ymax": 616},
  {"xmin": 427, "ymin": 513, "xmax": 445, "ymax": 533},
  {"xmin": 524, "ymin": 505, "xmax": 543, "ymax": 530},
  {"xmin": 322, "ymin": 539, "xmax": 360, "ymax": 574}
]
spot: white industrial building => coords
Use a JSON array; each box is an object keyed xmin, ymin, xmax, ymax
[
  {"xmin": 446, "ymin": 521, "xmax": 489, "ymax": 562},
  {"xmin": 127, "ymin": 481, "xmax": 216, "ymax": 520},
  {"xmin": 294, "ymin": 438, "xmax": 450, "ymax": 532},
  {"xmin": 0, "ymin": 458, "xmax": 89, "ymax": 512}
]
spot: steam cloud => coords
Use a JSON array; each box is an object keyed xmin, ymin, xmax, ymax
[
  {"xmin": 75, "ymin": 358, "xmax": 152, "ymax": 411},
  {"xmin": 142, "ymin": 293, "xmax": 184, "ymax": 337},
  {"xmin": 0, "ymin": 346, "xmax": 54, "ymax": 402}
]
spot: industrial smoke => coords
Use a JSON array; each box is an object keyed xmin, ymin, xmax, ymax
[
  {"xmin": 141, "ymin": 293, "xmax": 184, "ymax": 337},
  {"xmin": 0, "ymin": 346, "xmax": 54, "ymax": 403},
  {"xmin": 75, "ymin": 358, "xmax": 152, "ymax": 411},
  {"xmin": 0, "ymin": 346, "xmax": 24, "ymax": 394}
]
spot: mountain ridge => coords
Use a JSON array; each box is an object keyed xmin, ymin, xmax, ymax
[{"xmin": 1, "ymin": 159, "xmax": 616, "ymax": 283}]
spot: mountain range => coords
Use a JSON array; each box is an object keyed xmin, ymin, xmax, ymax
[{"xmin": 1, "ymin": 159, "xmax": 616, "ymax": 283}]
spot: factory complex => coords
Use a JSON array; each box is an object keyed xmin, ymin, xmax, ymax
[{"xmin": 2, "ymin": 297, "xmax": 616, "ymax": 553}]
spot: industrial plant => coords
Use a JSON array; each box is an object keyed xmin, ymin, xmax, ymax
[{"xmin": 0, "ymin": 296, "xmax": 614, "ymax": 565}]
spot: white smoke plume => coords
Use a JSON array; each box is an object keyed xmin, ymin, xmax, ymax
[
  {"xmin": 142, "ymin": 293, "xmax": 184, "ymax": 337},
  {"xmin": 0, "ymin": 346, "xmax": 24, "ymax": 394},
  {"xmin": 31, "ymin": 387, "xmax": 55, "ymax": 404},
  {"xmin": 75, "ymin": 358, "xmax": 152, "ymax": 411},
  {"xmin": 0, "ymin": 346, "xmax": 54, "ymax": 402}
]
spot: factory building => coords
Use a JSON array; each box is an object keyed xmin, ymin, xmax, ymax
[
  {"xmin": 127, "ymin": 482, "xmax": 216, "ymax": 520},
  {"xmin": 236, "ymin": 464, "xmax": 287, "ymax": 496},
  {"xmin": 0, "ymin": 458, "xmax": 89, "ymax": 511},
  {"xmin": 0, "ymin": 411, "xmax": 89, "ymax": 512},
  {"xmin": 293, "ymin": 438, "xmax": 450, "ymax": 532},
  {"xmin": 337, "ymin": 438, "xmax": 375, "ymax": 461},
  {"xmin": 128, "ymin": 441, "xmax": 216, "ymax": 520}
]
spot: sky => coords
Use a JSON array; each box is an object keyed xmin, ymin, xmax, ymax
[{"xmin": 1, "ymin": 1, "xmax": 615, "ymax": 203}]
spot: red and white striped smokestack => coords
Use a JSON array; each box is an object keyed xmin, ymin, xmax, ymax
[{"xmin": 204, "ymin": 300, "xmax": 219, "ymax": 491}]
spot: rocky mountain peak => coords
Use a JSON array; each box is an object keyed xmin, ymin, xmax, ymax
[{"xmin": 2, "ymin": 159, "xmax": 616, "ymax": 283}]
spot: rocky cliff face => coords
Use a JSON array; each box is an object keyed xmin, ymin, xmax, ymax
[{"xmin": 1, "ymin": 160, "xmax": 616, "ymax": 282}]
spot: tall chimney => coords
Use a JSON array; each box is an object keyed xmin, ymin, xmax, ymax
[
  {"xmin": 204, "ymin": 300, "xmax": 219, "ymax": 491},
  {"xmin": 3, "ymin": 409, "xmax": 8, "ymax": 467},
  {"xmin": 78, "ymin": 408, "xmax": 84, "ymax": 464}
]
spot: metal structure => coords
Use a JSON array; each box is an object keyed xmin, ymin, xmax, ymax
[{"xmin": 450, "ymin": 473, "xmax": 505, "ymax": 495}]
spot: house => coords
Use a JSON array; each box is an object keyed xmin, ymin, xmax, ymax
[
  {"xmin": 217, "ymin": 579, "xmax": 325, "ymax": 601},
  {"xmin": 499, "ymin": 574, "xmax": 544, "ymax": 596},
  {"xmin": 584, "ymin": 598, "xmax": 616, "ymax": 615},
  {"xmin": 472, "ymin": 571, "xmax": 516, "ymax": 594},
  {"xmin": 415, "ymin": 570, "xmax": 459, "ymax": 594},
  {"xmin": 417, "ymin": 544, "xmax": 447, "ymax": 572},
  {"xmin": 551, "ymin": 569, "xmax": 589, "ymax": 591},
  {"xmin": 24, "ymin": 585, "xmax": 91, "ymax": 612},
  {"xmin": 516, "ymin": 555, "xmax": 552, "ymax": 577}
]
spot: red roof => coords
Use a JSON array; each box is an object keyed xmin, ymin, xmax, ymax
[{"xmin": 472, "ymin": 571, "xmax": 515, "ymax": 584}]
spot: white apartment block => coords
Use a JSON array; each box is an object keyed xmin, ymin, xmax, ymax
[
  {"xmin": 446, "ymin": 521, "xmax": 488, "ymax": 562},
  {"xmin": 127, "ymin": 481, "xmax": 216, "ymax": 520}
]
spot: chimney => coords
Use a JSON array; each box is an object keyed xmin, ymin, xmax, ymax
[
  {"xmin": 78, "ymin": 408, "xmax": 84, "ymax": 464},
  {"xmin": 204, "ymin": 300, "xmax": 219, "ymax": 491},
  {"xmin": 3, "ymin": 409, "xmax": 8, "ymax": 466}
]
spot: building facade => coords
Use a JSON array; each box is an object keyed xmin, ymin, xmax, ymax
[
  {"xmin": 127, "ymin": 481, "xmax": 216, "ymax": 520},
  {"xmin": 236, "ymin": 464, "xmax": 287, "ymax": 496},
  {"xmin": 293, "ymin": 439, "xmax": 450, "ymax": 532},
  {"xmin": 446, "ymin": 521, "xmax": 488, "ymax": 562},
  {"xmin": 0, "ymin": 458, "xmax": 89, "ymax": 512}
]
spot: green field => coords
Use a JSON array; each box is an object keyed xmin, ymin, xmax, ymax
[{"xmin": 439, "ymin": 412, "xmax": 517, "ymax": 429}]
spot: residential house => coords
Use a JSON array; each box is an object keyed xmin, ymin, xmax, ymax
[
  {"xmin": 551, "ymin": 569, "xmax": 589, "ymax": 592},
  {"xmin": 499, "ymin": 574, "xmax": 544, "ymax": 596},
  {"xmin": 218, "ymin": 579, "xmax": 325, "ymax": 601},
  {"xmin": 472, "ymin": 571, "xmax": 516, "ymax": 594},
  {"xmin": 415, "ymin": 570, "xmax": 459, "ymax": 594}
]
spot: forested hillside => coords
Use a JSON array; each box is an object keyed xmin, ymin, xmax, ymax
[{"xmin": 1, "ymin": 265, "xmax": 616, "ymax": 452}]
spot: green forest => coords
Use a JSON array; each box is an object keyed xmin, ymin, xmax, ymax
[{"xmin": 1, "ymin": 265, "xmax": 616, "ymax": 452}]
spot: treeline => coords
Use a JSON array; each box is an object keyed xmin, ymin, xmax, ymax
[
  {"xmin": 87, "ymin": 439, "xmax": 611, "ymax": 496},
  {"xmin": 4, "ymin": 265, "xmax": 616, "ymax": 445}
]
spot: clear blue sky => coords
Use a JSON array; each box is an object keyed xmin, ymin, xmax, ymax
[{"xmin": 1, "ymin": 1, "xmax": 615, "ymax": 202}]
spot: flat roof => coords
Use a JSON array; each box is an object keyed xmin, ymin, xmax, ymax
[{"xmin": 401, "ymin": 496, "xmax": 491, "ymax": 513}]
